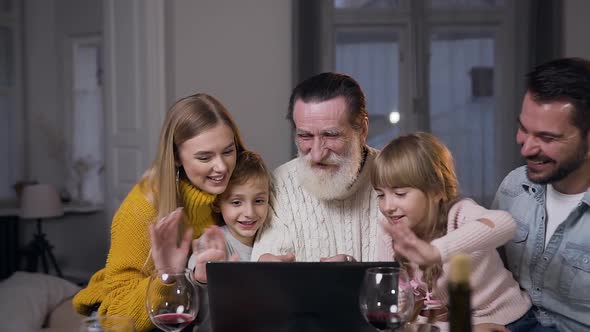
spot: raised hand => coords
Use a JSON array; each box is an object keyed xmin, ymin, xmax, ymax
[
  {"xmin": 380, "ymin": 218, "xmax": 441, "ymax": 267},
  {"xmin": 148, "ymin": 208, "xmax": 193, "ymax": 271},
  {"xmin": 191, "ymin": 226, "xmax": 238, "ymax": 283},
  {"xmin": 258, "ymin": 253, "xmax": 296, "ymax": 262}
]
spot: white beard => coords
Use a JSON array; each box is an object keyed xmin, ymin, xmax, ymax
[{"xmin": 296, "ymin": 135, "xmax": 364, "ymax": 201}]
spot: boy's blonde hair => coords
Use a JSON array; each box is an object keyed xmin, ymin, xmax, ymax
[
  {"xmin": 212, "ymin": 150, "xmax": 272, "ymax": 224},
  {"xmin": 371, "ymin": 132, "xmax": 460, "ymax": 292}
]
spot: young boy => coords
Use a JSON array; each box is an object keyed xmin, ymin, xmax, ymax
[
  {"xmin": 164, "ymin": 151, "xmax": 271, "ymax": 332},
  {"xmin": 188, "ymin": 150, "xmax": 271, "ymax": 269}
]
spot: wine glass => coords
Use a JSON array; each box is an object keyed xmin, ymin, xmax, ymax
[
  {"xmin": 79, "ymin": 315, "xmax": 135, "ymax": 331},
  {"xmin": 359, "ymin": 266, "xmax": 415, "ymax": 332},
  {"xmin": 146, "ymin": 268, "xmax": 198, "ymax": 332}
]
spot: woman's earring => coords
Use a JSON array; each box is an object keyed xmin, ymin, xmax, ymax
[{"xmin": 176, "ymin": 168, "xmax": 180, "ymax": 188}]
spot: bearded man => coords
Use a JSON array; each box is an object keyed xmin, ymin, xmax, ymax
[
  {"xmin": 493, "ymin": 58, "xmax": 590, "ymax": 332},
  {"xmin": 251, "ymin": 72, "xmax": 381, "ymax": 262}
]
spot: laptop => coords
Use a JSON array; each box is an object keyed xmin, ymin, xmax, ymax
[{"xmin": 206, "ymin": 261, "xmax": 399, "ymax": 332}]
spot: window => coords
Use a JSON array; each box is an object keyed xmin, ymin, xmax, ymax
[
  {"xmin": 429, "ymin": 27, "xmax": 497, "ymax": 204},
  {"xmin": 335, "ymin": 28, "xmax": 404, "ymax": 147},
  {"xmin": 321, "ymin": 0, "xmax": 515, "ymax": 204},
  {"xmin": 0, "ymin": 0, "xmax": 23, "ymax": 200},
  {"xmin": 69, "ymin": 36, "xmax": 104, "ymax": 205}
]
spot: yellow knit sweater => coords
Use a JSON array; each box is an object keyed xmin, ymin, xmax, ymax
[{"xmin": 73, "ymin": 179, "xmax": 216, "ymax": 332}]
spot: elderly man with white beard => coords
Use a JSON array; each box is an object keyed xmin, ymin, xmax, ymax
[{"xmin": 251, "ymin": 72, "xmax": 381, "ymax": 262}]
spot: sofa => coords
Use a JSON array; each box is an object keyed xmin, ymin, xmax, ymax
[{"xmin": 0, "ymin": 271, "xmax": 85, "ymax": 331}]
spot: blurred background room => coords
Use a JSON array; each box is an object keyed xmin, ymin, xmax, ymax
[{"xmin": 0, "ymin": 0, "xmax": 588, "ymax": 286}]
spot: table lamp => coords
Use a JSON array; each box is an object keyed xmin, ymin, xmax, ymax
[{"xmin": 19, "ymin": 184, "xmax": 64, "ymax": 277}]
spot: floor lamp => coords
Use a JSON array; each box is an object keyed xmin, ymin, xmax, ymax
[{"xmin": 19, "ymin": 184, "xmax": 64, "ymax": 278}]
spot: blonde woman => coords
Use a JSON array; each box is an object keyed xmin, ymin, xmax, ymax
[{"xmin": 73, "ymin": 93, "xmax": 246, "ymax": 331}]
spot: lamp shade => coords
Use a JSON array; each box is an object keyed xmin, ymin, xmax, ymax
[{"xmin": 20, "ymin": 184, "xmax": 64, "ymax": 219}]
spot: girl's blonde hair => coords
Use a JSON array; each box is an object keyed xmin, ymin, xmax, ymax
[
  {"xmin": 141, "ymin": 93, "xmax": 246, "ymax": 223},
  {"xmin": 211, "ymin": 150, "xmax": 273, "ymax": 224},
  {"xmin": 371, "ymin": 132, "xmax": 460, "ymax": 291}
]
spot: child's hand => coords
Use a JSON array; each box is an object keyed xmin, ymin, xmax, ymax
[
  {"xmin": 148, "ymin": 208, "xmax": 192, "ymax": 271},
  {"xmin": 379, "ymin": 218, "xmax": 441, "ymax": 266},
  {"xmin": 191, "ymin": 226, "xmax": 238, "ymax": 283}
]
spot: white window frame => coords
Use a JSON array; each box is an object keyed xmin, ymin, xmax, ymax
[
  {"xmin": 63, "ymin": 34, "xmax": 105, "ymax": 204},
  {"xmin": 321, "ymin": 0, "xmax": 519, "ymax": 204}
]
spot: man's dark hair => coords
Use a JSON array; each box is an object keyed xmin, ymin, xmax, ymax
[
  {"xmin": 287, "ymin": 72, "xmax": 368, "ymax": 130},
  {"xmin": 526, "ymin": 57, "xmax": 590, "ymax": 136}
]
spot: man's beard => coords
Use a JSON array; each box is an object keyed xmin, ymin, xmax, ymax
[
  {"xmin": 296, "ymin": 135, "xmax": 364, "ymax": 201},
  {"xmin": 526, "ymin": 139, "xmax": 588, "ymax": 184}
]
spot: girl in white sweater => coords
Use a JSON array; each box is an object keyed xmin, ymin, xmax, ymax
[{"xmin": 372, "ymin": 132, "xmax": 531, "ymax": 331}]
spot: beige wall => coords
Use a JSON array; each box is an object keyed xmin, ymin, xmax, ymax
[
  {"xmin": 563, "ymin": 0, "xmax": 590, "ymax": 58},
  {"xmin": 167, "ymin": 0, "xmax": 294, "ymax": 170}
]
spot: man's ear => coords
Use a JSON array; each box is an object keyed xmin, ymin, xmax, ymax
[{"xmin": 360, "ymin": 116, "xmax": 369, "ymax": 143}]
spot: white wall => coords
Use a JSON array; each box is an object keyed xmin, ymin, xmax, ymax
[
  {"xmin": 25, "ymin": 0, "xmax": 103, "ymax": 184},
  {"xmin": 24, "ymin": 0, "xmax": 61, "ymax": 184},
  {"xmin": 167, "ymin": 0, "xmax": 294, "ymax": 169},
  {"xmin": 563, "ymin": 0, "xmax": 590, "ymax": 58},
  {"xmin": 21, "ymin": 0, "xmax": 107, "ymax": 280}
]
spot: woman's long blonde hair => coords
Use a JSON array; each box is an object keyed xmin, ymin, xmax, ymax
[
  {"xmin": 141, "ymin": 93, "xmax": 246, "ymax": 223},
  {"xmin": 371, "ymin": 132, "xmax": 459, "ymax": 290}
]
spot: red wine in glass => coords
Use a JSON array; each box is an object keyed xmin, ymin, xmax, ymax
[
  {"xmin": 359, "ymin": 267, "xmax": 414, "ymax": 332},
  {"xmin": 146, "ymin": 269, "xmax": 198, "ymax": 332},
  {"xmin": 365, "ymin": 311, "xmax": 402, "ymax": 331},
  {"xmin": 152, "ymin": 313, "xmax": 195, "ymax": 331}
]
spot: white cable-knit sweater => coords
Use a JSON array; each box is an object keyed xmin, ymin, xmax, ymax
[{"xmin": 251, "ymin": 147, "xmax": 381, "ymax": 262}]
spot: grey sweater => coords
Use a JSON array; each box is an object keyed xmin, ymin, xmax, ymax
[{"xmin": 188, "ymin": 226, "xmax": 253, "ymax": 332}]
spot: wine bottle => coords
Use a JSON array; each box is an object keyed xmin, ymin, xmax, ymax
[{"xmin": 448, "ymin": 253, "xmax": 472, "ymax": 332}]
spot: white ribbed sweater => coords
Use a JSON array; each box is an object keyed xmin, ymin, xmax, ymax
[
  {"xmin": 376, "ymin": 199, "xmax": 532, "ymax": 329},
  {"xmin": 251, "ymin": 147, "xmax": 381, "ymax": 262}
]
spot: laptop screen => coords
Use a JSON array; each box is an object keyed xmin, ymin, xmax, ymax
[{"xmin": 206, "ymin": 261, "xmax": 399, "ymax": 332}]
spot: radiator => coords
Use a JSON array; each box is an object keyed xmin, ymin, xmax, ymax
[{"xmin": 0, "ymin": 216, "xmax": 19, "ymax": 279}]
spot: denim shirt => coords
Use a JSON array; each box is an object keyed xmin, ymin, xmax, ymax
[{"xmin": 493, "ymin": 166, "xmax": 590, "ymax": 332}]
